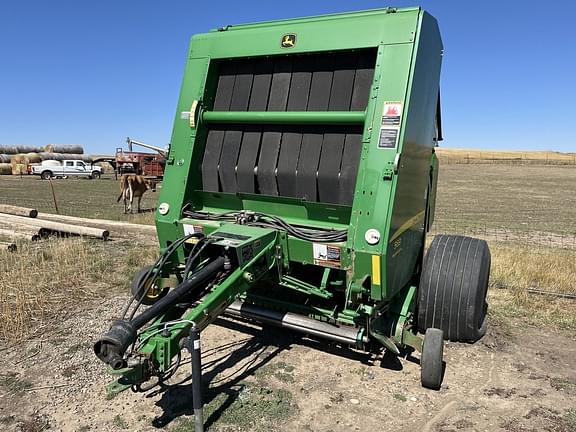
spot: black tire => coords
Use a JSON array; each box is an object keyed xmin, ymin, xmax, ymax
[
  {"xmin": 40, "ymin": 171, "xmax": 53, "ymax": 180},
  {"xmin": 421, "ymin": 328, "xmax": 444, "ymax": 390},
  {"xmin": 418, "ymin": 234, "xmax": 490, "ymax": 342},
  {"xmin": 91, "ymin": 171, "xmax": 101, "ymax": 180},
  {"xmin": 131, "ymin": 265, "xmax": 168, "ymax": 306}
]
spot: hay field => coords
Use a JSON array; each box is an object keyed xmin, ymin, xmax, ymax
[{"xmin": 436, "ymin": 147, "xmax": 576, "ymax": 165}]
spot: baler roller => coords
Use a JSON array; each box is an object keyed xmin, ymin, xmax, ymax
[{"xmin": 202, "ymin": 110, "xmax": 366, "ymax": 125}]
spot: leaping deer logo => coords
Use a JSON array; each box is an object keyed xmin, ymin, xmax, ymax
[{"xmin": 281, "ymin": 34, "xmax": 296, "ymax": 48}]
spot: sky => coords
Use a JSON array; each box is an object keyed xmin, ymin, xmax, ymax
[{"xmin": 1, "ymin": 1, "xmax": 575, "ymax": 155}]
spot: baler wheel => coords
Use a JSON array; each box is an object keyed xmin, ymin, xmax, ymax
[
  {"xmin": 131, "ymin": 265, "xmax": 168, "ymax": 306},
  {"xmin": 418, "ymin": 235, "xmax": 490, "ymax": 342},
  {"xmin": 420, "ymin": 328, "xmax": 444, "ymax": 390}
]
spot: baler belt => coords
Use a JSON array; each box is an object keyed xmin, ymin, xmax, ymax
[
  {"xmin": 276, "ymin": 130, "xmax": 302, "ymax": 198},
  {"xmin": 202, "ymin": 49, "xmax": 375, "ymax": 204},
  {"xmin": 295, "ymin": 131, "xmax": 323, "ymax": 201},
  {"xmin": 202, "ymin": 130, "xmax": 225, "ymax": 192},
  {"xmin": 219, "ymin": 130, "xmax": 243, "ymax": 192},
  {"xmin": 257, "ymin": 131, "xmax": 282, "ymax": 195},
  {"xmin": 237, "ymin": 126, "xmax": 261, "ymax": 193}
]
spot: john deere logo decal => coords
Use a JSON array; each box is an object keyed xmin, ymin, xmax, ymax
[{"xmin": 281, "ymin": 34, "xmax": 296, "ymax": 48}]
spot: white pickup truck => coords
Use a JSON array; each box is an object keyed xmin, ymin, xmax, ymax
[{"xmin": 31, "ymin": 160, "xmax": 103, "ymax": 180}]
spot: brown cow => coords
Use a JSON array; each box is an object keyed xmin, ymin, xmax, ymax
[{"xmin": 116, "ymin": 174, "xmax": 152, "ymax": 213}]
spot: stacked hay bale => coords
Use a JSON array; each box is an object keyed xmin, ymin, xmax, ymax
[{"xmin": 0, "ymin": 144, "xmax": 88, "ymax": 175}]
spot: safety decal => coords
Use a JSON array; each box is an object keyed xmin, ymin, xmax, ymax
[
  {"xmin": 313, "ymin": 243, "xmax": 341, "ymax": 269},
  {"xmin": 378, "ymin": 127, "xmax": 399, "ymax": 149},
  {"xmin": 382, "ymin": 101, "xmax": 403, "ymax": 126}
]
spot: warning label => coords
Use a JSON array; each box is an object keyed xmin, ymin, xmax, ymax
[
  {"xmin": 378, "ymin": 128, "xmax": 399, "ymax": 148},
  {"xmin": 382, "ymin": 102, "xmax": 403, "ymax": 126},
  {"xmin": 313, "ymin": 243, "xmax": 341, "ymax": 269}
]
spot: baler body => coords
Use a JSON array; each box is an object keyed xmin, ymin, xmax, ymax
[{"xmin": 156, "ymin": 7, "xmax": 442, "ymax": 331}]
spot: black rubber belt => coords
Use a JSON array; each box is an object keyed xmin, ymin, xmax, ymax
[
  {"xmin": 276, "ymin": 129, "xmax": 302, "ymax": 198},
  {"xmin": 351, "ymin": 51, "xmax": 375, "ymax": 110},
  {"xmin": 229, "ymin": 60, "xmax": 254, "ymax": 111},
  {"xmin": 267, "ymin": 57, "xmax": 292, "ymax": 111},
  {"xmin": 339, "ymin": 133, "xmax": 363, "ymax": 205},
  {"xmin": 257, "ymin": 131, "xmax": 281, "ymax": 195},
  {"xmin": 286, "ymin": 56, "xmax": 313, "ymax": 111},
  {"xmin": 318, "ymin": 132, "xmax": 346, "ymax": 203},
  {"xmin": 296, "ymin": 130, "xmax": 322, "ymax": 201},
  {"xmin": 202, "ymin": 130, "xmax": 225, "ymax": 192},
  {"xmin": 218, "ymin": 130, "xmax": 243, "ymax": 193},
  {"xmin": 249, "ymin": 58, "xmax": 273, "ymax": 111},
  {"xmin": 236, "ymin": 126, "xmax": 261, "ymax": 193}
]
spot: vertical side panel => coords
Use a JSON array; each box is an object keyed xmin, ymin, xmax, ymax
[
  {"xmin": 236, "ymin": 126, "xmax": 262, "ymax": 193},
  {"xmin": 317, "ymin": 133, "xmax": 346, "ymax": 203},
  {"xmin": 267, "ymin": 57, "xmax": 292, "ymax": 111},
  {"xmin": 257, "ymin": 131, "xmax": 282, "ymax": 195},
  {"xmin": 218, "ymin": 130, "xmax": 243, "ymax": 192},
  {"xmin": 295, "ymin": 130, "xmax": 322, "ymax": 201},
  {"xmin": 201, "ymin": 130, "xmax": 225, "ymax": 192}
]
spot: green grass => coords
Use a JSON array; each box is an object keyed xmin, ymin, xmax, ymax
[
  {"xmin": 112, "ymin": 414, "xmax": 128, "ymax": 429},
  {"xmin": 0, "ymin": 174, "xmax": 157, "ymax": 224}
]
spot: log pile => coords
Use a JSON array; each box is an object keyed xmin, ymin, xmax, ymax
[{"xmin": 0, "ymin": 204, "xmax": 157, "ymax": 246}]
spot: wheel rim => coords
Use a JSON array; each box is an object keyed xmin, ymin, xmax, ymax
[{"xmin": 141, "ymin": 278, "xmax": 164, "ymax": 301}]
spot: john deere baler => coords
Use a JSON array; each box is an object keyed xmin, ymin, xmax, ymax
[{"xmin": 95, "ymin": 6, "xmax": 490, "ymax": 423}]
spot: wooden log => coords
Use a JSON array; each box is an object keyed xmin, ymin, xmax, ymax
[
  {"xmin": 0, "ymin": 214, "xmax": 109, "ymax": 240},
  {"xmin": 0, "ymin": 228, "xmax": 40, "ymax": 241},
  {"xmin": 0, "ymin": 241, "xmax": 17, "ymax": 252},
  {"xmin": 0, "ymin": 204, "xmax": 38, "ymax": 218},
  {"xmin": 36, "ymin": 213, "xmax": 156, "ymax": 236}
]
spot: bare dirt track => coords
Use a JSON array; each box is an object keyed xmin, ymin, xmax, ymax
[{"xmin": 1, "ymin": 294, "xmax": 574, "ymax": 432}]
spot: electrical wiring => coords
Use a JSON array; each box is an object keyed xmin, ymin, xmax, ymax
[{"xmin": 182, "ymin": 209, "xmax": 348, "ymax": 243}]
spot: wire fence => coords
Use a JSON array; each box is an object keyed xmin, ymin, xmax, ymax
[{"xmin": 429, "ymin": 223, "xmax": 576, "ymax": 251}]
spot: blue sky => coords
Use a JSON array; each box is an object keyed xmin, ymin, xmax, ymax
[{"xmin": 1, "ymin": 1, "xmax": 574, "ymax": 154}]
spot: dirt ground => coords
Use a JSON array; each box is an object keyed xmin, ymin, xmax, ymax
[{"xmin": 0, "ymin": 294, "xmax": 574, "ymax": 432}]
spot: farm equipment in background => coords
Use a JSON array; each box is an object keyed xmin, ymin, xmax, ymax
[
  {"xmin": 95, "ymin": 8, "xmax": 490, "ymax": 430},
  {"xmin": 115, "ymin": 137, "xmax": 166, "ymax": 181}
]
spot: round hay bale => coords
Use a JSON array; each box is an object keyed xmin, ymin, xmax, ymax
[
  {"xmin": 10, "ymin": 162, "xmax": 27, "ymax": 175},
  {"xmin": 11, "ymin": 154, "xmax": 26, "ymax": 164},
  {"xmin": 46, "ymin": 145, "xmax": 83, "ymax": 154},
  {"xmin": 25, "ymin": 152, "xmax": 42, "ymax": 163},
  {"xmin": 0, "ymin": 145, "xmax": 19, "ymax": 155},
  {"xmin": 16, "ymin": 145, "xmax": 43, "ymax": 153},
  {"xmin": 0, "ymin": 163, "xmax": 12, "ymax": 175},
  {"xmin": 0, "ymin": 154, "xmax": 12, "ymax": 163}
]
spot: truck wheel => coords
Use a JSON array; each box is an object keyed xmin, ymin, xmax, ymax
[
  {"xmin": 418, "ymin": 235, "xmax": 490, "ymax": 342},
  {"xmin": 131, "ymin": 265, "xmax": 168, "ymax": 306},
  {"xmin": 421, "ymin": 328, "xmax": 444, "ymax": 390},
  {"xmin": 40, "ymin": 171, "xmax": 53, "ymax": 180},
  {"xmin": 91, "ymin": 171, "xmax": 101, "ymax": 180}
]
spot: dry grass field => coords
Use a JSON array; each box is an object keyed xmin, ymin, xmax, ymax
[
  {"xmin": 0, "ymin": 163, "xmax": 575, "ymax": 431},
  {"xmin": 436, "ymin": 147, "xmax": 576, "ymax": 165}
]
